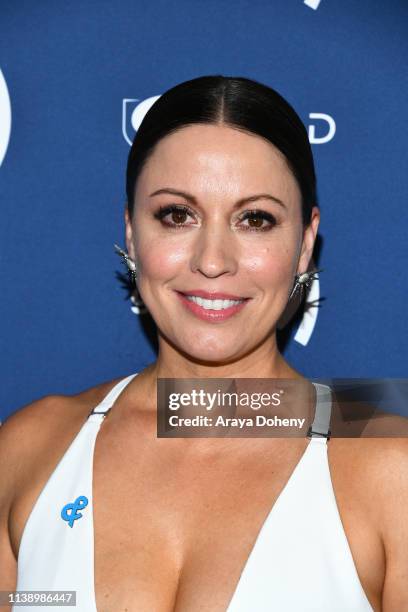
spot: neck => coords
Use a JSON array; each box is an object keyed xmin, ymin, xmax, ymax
[{"xmin": 125, "ymin": 336, "xmax": 313, "ymax": 432}]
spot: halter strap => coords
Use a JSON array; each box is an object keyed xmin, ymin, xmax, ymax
[
  {"xmin": 307, "ymin": 382, "xmax": 332, "ymax": 440},
  {"xmin": 87, "ymin": 373, "xmax": 138, "ymax": 420}
]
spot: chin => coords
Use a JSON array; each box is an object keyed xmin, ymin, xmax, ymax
[{"xmin": 179, "ymin": 338, "xmax": 245, "ymax": 365}]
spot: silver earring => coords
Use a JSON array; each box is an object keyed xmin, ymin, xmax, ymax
[
  {"xmin": 114, "ymin": 244, "xmax": 138, "ymax": 284},
  {"xmin": 289, "ymin": 268, "xmax": 323, "ymax": 301}
]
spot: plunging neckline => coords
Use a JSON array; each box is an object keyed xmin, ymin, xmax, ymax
[{"xmin": 90, "ymin": 423, "xmax": 316, "ymax": 612}]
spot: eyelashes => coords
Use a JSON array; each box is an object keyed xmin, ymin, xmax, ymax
[{"xmin": 153, "ymin": 204, "xmax": 277, "ymax": 232}]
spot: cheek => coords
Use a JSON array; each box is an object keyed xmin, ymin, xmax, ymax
[
  {"xmin": 137, "ymin": 239, "xmax": 188, "ymax": 280},
  {"xmin": 241, "ymin": 242, "xmax": 294, "ymax": 285}
]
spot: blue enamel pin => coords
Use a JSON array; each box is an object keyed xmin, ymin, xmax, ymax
[{"xmin": 61, "ymin": 495, "xmax": 89, "ymax": 528}]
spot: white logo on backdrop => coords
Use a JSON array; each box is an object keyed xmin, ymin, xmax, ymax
[
  {"xmin": 122, "ymin": 96, "xmax": 161, "ymax": 145},
  {"xmin": 308, "ymin": 113, "xmax": 336, "ymax": 144},
  {"xmin": 0, "ymin": 70, "xmax": 11, "ymax": 167},
  {"xmin": 304, "ymin": 0, "xmax": 322, "ymax": 9},
  {"xmin": 122, "ymin": 95, "xmax": 325, "ymax": 345},
  {"xmin": 123, "ymin": 98, "xmax": 336, "ymax": 147}
]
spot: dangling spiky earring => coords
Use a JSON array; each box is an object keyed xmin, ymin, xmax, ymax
[
  {"xmin": 289, "ymin": 268, "xmax": 323, "ymax": 301},
  {"xmin": 114, "ymin": 244, "xmax": 138, "ymax": 285}
]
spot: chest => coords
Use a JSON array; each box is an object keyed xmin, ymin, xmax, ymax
[{"xmin": 91, "ymin": 435, "xmax": 384, "ymax": 612}]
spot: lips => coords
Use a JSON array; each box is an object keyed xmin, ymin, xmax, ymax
[{"xmin": 175, "ymin": 290, "xmax": 251, "ymax": 322}]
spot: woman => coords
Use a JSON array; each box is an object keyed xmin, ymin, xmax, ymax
[{"xmin": 1, "ymin": 75, "xmax": 406, "ymax": 611}]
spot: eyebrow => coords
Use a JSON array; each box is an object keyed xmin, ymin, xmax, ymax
[{"xmin": 149, "ymin": 188, "xmax": 286, "ymax": 210}]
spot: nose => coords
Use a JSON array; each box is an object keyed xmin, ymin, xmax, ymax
[{"xmin": 190, "ymin": 223, "xmax": 238, "ymax": 278}]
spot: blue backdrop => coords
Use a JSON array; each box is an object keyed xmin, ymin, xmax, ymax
[{"xmin": 1, "ymin": 0, "xmax": 407, "ymax": 422}]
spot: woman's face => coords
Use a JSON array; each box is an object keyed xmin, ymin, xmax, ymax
[{"xmin": 125, "ymin": 124, "xmax": 319, "ymax": 363}]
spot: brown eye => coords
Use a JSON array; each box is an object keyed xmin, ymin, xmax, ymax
[
  {"xmin": 171, "ymin": 209, "xmax": 188, "ymax": 224},
  {"xmin": 153, "ymin": 204, "xmax": 195, "ymax": 229},
  {"xmin": 240, "ymin": 210, "xmax": 277, "ymax": 232},
  {"xmin": 247, "ymin": 216, "xmax": 263, "ymax": 228}
]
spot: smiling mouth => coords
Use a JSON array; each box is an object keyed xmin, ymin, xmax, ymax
[
  {"xmin": 182, "ymin": 294, "xmax": 247, "ymax": 310},
  {"xmin": 175, "ymin": 291, "xmax": 251, "ymax": 321}
]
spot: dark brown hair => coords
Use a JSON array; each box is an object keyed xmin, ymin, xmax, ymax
[{"xmin": 126, "ymin": 75, "xmax": 318, "ymax": 226}]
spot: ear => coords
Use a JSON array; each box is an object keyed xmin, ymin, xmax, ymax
[
  {"xmin": 124, "ymin": 204, "xmax": 137, "ymax": 261},
  {"xmin": 297, "ymin": 206, "xmax": 320, "ymax": 274}
]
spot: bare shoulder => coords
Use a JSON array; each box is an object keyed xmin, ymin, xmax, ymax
[
  {"xmin": 329, "ymin": 399, "xmax": 408, "ymax": 488},
  {"xmin": 0, "ymin": 375, "xmax": 125, "ymax": 459},
  {"xmin": 1, "ymin": 375, "xmax": 128, "ymax": 483},
  {"xmin": 329, "ymin": 434, "xmax": 408, "ymax": 483},
  {"xmin": 328, "ymin": 433, "xmax": 408, "ymax": 526},
  {"xmin": 0, "ymin": 395, "xmax": 72, "ymax": 499}
]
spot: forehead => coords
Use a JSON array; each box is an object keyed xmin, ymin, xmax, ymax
[{"xmin": 135, "ymin": 124, "xmax": 300, "ymax": 204}]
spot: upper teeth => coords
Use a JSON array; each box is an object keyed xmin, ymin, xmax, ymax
[{"xmin": 185, "ymin": 295, "xmax": 244, "ymax": 310}]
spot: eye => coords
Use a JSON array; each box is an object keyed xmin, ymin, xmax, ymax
[
  {"xmin": 239, "ymin": 210, "xmax": 277, "ymax": 232},
  {"xmin": 153, "ymin": 204, "xmax": 196, "ymax": 228},
  {"xmin": 153, "ymin": 204, "xmax": 277, "ymax": 232}
]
